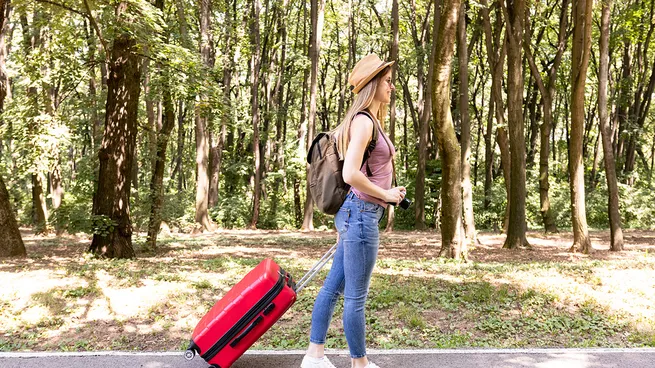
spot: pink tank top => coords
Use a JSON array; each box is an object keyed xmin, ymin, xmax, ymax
[{"xmin": 351, "ymin": 123, "xmax": 396, "ymax": 207}]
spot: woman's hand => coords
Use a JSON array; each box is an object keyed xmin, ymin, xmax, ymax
[{"xmin": 384, "ymin": 186, "xmax": 406, "ymax": 205}]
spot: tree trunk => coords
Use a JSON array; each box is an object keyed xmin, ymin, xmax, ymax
[
  {"xmin": 569, "ymin": 0, "xmax": 593, "ymax": 253},
  {"xmin": 145, "ymin": 0, "xmax": 177, "ymax": 249},
  {"xmin": 84, "ymin": 23, "xmax": 102, "ymax": 153},
  {"xmin": 208, "ymin": 144, "xmax": 220, "ymax": 210},
  {"xmin": 89, "ymin": 30, "xmax": 141, "ymax": 259},
  {"xmin": 208, "ymin": 39, "xmax": 226, "ymax": 208},
  {"xmin": 433, "ymin": 0, "xmax": 464, "ymax": 259},
  {"xmin": 143, "ymin": 57, "xmax": 157, "ymax": 171},
  {"xmin": 538, "ymin": 94, "xmax": 560, "ymax": 233},
  {"xmin": 0, "ymin": 0, "xmax": 9, "ymax": 154},
  {"xmin": 0, "ymin": 1, "xmax": 22, "ymax": 257},
  {"xmin": 496, "ymin": 127, "xmax": 511, "ymax": 230},
  {"xmin": 195, "ymin": 0, "xmax": 214, "ymax": 232},
  {"xmin": 526, "ymin": 82, "xmax": 540, "ymax": 168},
  {"xmin": 171, "ymin": 0, "xmax": 191, "ymax": 193},
  {"xmin": 0, "ymin": 173, "xmax": 25, "ymax": 257},
  {"xmin": 649, "ymin": 135, "xmax": 655, "ymax": 188},
  {"xmin": 31, "ymin": 173, "xmax": 48, "ymax": 232},
  {"xmin": 616, "ymin": 40, "xmax": 631, "ymax": 165},
  {"xmin": 172, "ymin": 100, "xmax": 186, "ymax": 192},
  {"xmin": 50, "ymin": 163, "xmax": 63, "ymax": 233},
  {"xmin": 480, "ymin": 0, "xmax": 507, "ymax": 220},
  {"xmin": 131, "ymin": 144, "xmax": 139, "ymax": 203},
  {"xmin": 523, "ymin": 0, "xmax": 567, "ymax": 233},
  {"xmin": 301, "ymin": 0, "xmax": 325, "ymax": 231},
  {"xmin": 20, "ymin": 13, "xmax": 48, "ymax": 234},
  {"xmin": 194, "ymin": 108, "xmax": 213, "ymax": 226},
  {"xmin": 599, "ymin": 0, "xmax": 624, "ymax": 251},
  {"xmin": 271, "ymin": 0, "xmax": 289, "ymax": 222},
  {"xmin": 296, "ymin": 25, "xmax": 309, "ymax": 229},
  {"xmin": 403, "ymin": 95, "xmax": 409, "ymax": 173},
  {"xmin": 589, "ymin": 130, "xmax": 601, "ymax": 190},
  {"xmin": 248, "ymin": 0, "xmax": 263, "ymax": 229},
  {"xmin": 415, "ymin": 0, "xmax": 438, "ymax": 230},
  {"xmin": 502, "ymin": 0, "xmax": 529, "ymax": 249},
  {"xmin": 471, "ymin": 68, "xmax": 485, "ymax": 187},
  {"xmin": 458, "ymin": 3, "xmax": 476, "ymax": 246},
  {"xmin": 483, "ymin": 94, "xmax": 495, "ymax": 213},
  {"xmin": 208, "ymin": 0, "xmax": 235, "ymax": 208},
  {"xmin": 385, "ymin": 0, "xmax": 399, "ymax": 233},
  {"xmin": 146, "ymin": 85, "xmax": 176, "ymax": 248},
  {"xmin": 398, "ymin": 70, "xmax": 420, "ymax": 140}
]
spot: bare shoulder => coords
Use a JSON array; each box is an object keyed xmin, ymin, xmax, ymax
[{"xmin": 351, "ymin": 114, "xmax": 374, "ymax": 135}]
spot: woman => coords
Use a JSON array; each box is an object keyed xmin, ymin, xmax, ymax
[{"xmin": 301, "ymin": 54, "xmax": 406, "ymax": 368}]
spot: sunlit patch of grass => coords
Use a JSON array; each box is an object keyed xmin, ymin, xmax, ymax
[
  {"xmin": 201, "ymin": 258, "xmax": 228, "ymax": 271},
  {"xmin": 58, "ymin": 339, "xmax": 91, "ymax": 351},
  {"xmin": 395, "ymin": 304, "xmax": 426, "ymax": 329},
  {"xmin": 191, "ymin": 279, "xmax": 213, "ymax": 290},
  {"xmin": 31, "ymin": 291, "xmax": 68, "ymax": 315},
  {"xmin": 61, "ymin": 286, "xmax": 97, "ymax": 299},
  {"xmin": 151, "ymin": 273, "xmax": 185, "ymax": 282}
]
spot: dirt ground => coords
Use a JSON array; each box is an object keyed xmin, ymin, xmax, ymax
[
  {"xmin": 13, "ymin": 227, "xmax": 655, "ymax": 269},
  {"xmin": 1, "ymin": 228, "xmax": 654, "ymax": 352}
]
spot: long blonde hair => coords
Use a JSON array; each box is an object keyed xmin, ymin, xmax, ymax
[{"xmin": 334, "ymin": 66, "xmax": 390, "ymax": 160}]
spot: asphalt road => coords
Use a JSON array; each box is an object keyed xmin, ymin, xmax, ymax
[{"xmin": 1, "ymin": 348, "xmax": 655, "ymax": 368}]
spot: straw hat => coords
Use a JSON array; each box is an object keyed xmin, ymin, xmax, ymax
[{"xmin": 348, "ymin": 54, "xmax": 395, "ymax": 94}]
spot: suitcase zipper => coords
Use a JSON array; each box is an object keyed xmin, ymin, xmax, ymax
[{"xmin": 201, "ymin": 271, "xmax": 286, "ymax": 361}]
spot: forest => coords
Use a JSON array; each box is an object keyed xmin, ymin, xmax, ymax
[{"xmin": 0, "ymin": 0, "xmax": 653, "ymax": 259}]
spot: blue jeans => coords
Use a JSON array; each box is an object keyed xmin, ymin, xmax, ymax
[{"xmin": 309, "ymin": 192, "xmax": 385, "ymax": 358}]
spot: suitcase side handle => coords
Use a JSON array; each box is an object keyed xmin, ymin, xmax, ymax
[
  {"xmin": 229, "ymin": 315, "xmax": 264, "ymax": 348},
  {"xmin": 295, "ymin": 242, "xmax": 338, "ymax": 294}
]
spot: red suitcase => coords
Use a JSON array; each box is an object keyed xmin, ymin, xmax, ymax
[{"xmin": 185, "ymin": 245, "xmax": 336, "ymax": 368}]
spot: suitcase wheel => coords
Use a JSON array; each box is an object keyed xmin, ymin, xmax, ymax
[{"xmin": 184, "ymin": 349, "xmax": 196, "ymax": 361}]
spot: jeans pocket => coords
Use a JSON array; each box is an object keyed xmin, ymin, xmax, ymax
[
  {"xmin": 360, "ymin": 209, "xmax": 380, "ymax": 231},
  {"xmin": 335, "ymin": 207, "xmax": 351, "ymax": 235},
  {"xmin": 359, "ymin": 200, "xmax": 380, "ymax": 213}
]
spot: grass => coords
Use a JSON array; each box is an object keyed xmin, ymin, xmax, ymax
[{"xmin": 0, "ymin": 229, "xmax": 654, "ymax": 352}]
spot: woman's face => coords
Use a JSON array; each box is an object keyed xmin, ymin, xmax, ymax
[{"xmin": 374, "ymin": 70, "xmax": 395, "ymax": 104}]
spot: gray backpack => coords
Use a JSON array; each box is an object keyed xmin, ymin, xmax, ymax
[{"xmin": 307, "ymin": 111, "xmax": 378, "ymax": 215}]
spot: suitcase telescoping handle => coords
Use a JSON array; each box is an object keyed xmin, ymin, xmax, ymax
[{"xmin": 295, "ymin": 242, "xmax": 338, "ymax": 294}]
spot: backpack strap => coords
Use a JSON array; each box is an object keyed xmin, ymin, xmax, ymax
[
  {"xmin": 359, "ymin": 110, "xmax": 397, "ymax": 185},
  {"xmin": 357, "ymin": 110, "xmax": 379, "ymax": 150},
  {"xmin": 306, "ymin": 132, "xmax": 330, "ymax": 164},
  {"xmin": 356, "ymin": 110, "xmax": 379, "ymax": 176}
]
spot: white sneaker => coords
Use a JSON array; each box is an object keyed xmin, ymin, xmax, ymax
[
  {"xmin": 300, "ymin": 355, "xmax": 338, "ymax": 368},
  {"xmin": 366, "ymin": 362, "xmax": 381, "ymax": 368}
]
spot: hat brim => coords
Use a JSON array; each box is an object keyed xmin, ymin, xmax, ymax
[{"xmin": 352, "ymin": 60, "xmax": 395, "ymax": 94}]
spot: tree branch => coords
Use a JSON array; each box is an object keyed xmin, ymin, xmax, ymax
[
  {"xmin": 83, "ymin": 0, "xmax": 109, "ymax": 62},
  {"xmin": 498, "ymin": 0, "xmax": 514, "ymax": 47},
  {"xmin": 34, "ymin": 0, "xmax": 86, "ymax": 18},
  {"xmin": 134, "ymin": 52, "xmax": 195, "ymax": 76},
  {"xmin": 549, "ymin": 0, "xmax": 570, "ymax": 86},
  {"xmin": 368, "ymin": 0, "xmax": 385, "ymax": 29},
  {"xmin": 523, "ymin": 37, "xmax": 547, "ymax": 99}
]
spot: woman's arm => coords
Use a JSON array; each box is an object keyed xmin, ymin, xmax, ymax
[{"xmin": 342, "ymin": 115, "xmax": 405, "ymax": 204}]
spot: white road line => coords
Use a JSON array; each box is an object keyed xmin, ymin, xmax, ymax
[{"xmin": 1, "ymin": 348, "xmax": 655, "ymax": 358}]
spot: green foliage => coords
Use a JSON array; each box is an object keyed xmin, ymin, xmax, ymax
[
  {"xmin": 91, "ymin": 215, "xmax": 117, "ymax": 237},
  {"xmin": 618, "ymin": 183, "xmax": 655, "ymax": 229},
  {"xmin": 0, "ymin": 0, "xmax": 652, "ymax": 239},
  {"xmin": 472, "ymin": 176, "xmax": 506, "ymax": 230}
]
